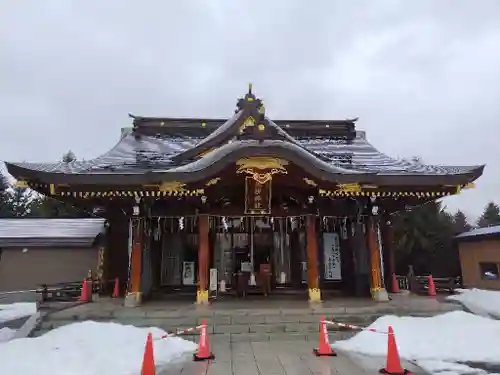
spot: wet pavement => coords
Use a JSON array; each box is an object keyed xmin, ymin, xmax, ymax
[{"xmin": 157, "ymin": 340, "xmax": 426, "ymax": 375}]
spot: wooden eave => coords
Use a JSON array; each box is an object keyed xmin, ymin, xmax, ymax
[{"xmin": 5, "ymin": 158, "xmax": 484, "ymax": 192}]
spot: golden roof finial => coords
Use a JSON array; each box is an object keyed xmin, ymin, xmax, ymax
[{"xmin": 248, "ymin": 82, "xmax": 253, "ymax": 95}]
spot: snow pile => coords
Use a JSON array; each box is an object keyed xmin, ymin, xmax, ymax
[
  {"xmin": 447, "ymin": 289, "xmax": 500, "ymax": 319},
  {"xmin": 0, "ymin": 302, "xmax": 37, "ymax": 323},
  {"xmin": 0, "ymin": 321, "xmax": 197, "ymax": 375},
  {"xmin": 335, "ymin": 311, "xmax": 500, "ymax": 375},
  {"xmin": 0, "ymin": 327, "xmax": 16, "ymax": 342}
]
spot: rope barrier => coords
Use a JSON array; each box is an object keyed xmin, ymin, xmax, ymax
[
  {"xmin": 324, "ymin": 319, "xmax": 388, "ymax": 335},
  {"xmin": 0, "ymin": 289, "xmax": 38, "ymax": 296},
  {"xmin": 153, "ymin": 324, "xmax": 203, "ymax": 342}
]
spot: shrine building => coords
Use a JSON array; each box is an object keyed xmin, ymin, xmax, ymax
[{"xmin": 4, "ymin": 86, "xmax": 484, "ymax": 305}]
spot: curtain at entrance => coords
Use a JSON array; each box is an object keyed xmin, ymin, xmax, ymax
[
  {"xmin": 214, "ymin": 233, "xmax": 233, "ymax": 284},
  {"xmin": 160, "ymin": 234, "xmax": 182, "ymax": 286},
  {"xmin": 272, "ymin": 231, "xmax": 291, "ymax": 284}
]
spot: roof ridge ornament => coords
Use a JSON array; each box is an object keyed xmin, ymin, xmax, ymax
[{"xmin": 237, "ymin": 84, "xmax": 262, "ymax": 111}]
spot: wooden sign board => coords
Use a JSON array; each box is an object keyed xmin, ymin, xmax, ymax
[{"xmin": 244, "ymin": 177, "xmax": 271, "ymax": 215}]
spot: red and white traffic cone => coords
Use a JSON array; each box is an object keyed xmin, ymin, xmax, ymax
[
  {"xmin": 379, "ymin": 326, "xmax": 410, "ymax": 375},
  {"xmin": 78, "ymin": 279, "xmax": 90, "ymax": 302},
  {"xmin": 428, "ymin": 275, "xmax": 437, "ymax": 297},
  {"xmin": 141, "ymin": 333, "xmax": 156, "ymax": 375},
  {"xmin": 313, "ymin": 316, "xmax": 336, "ymax": 356},
  {"xmin": 392, "ymin": 273, "xmax": 400, "ymax": 293},
  {"xmin": 112, "ymin": 278, "xmax": 120, "ymax": 298},
  {"xmin": 193, "ymin": 319, "xmax": 215, "ymax": 361}
]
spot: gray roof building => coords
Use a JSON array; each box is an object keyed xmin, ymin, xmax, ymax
[
  {"xmin": 0, "ymin": 218, "xmax": 106, "ymax": 247},
  {"xmin": 455, "ymin": 225, "xmax": 500, "ymax": 241}
]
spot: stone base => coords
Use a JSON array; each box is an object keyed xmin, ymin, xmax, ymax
[
  {"xmin": 123, "ymin": 292, "xmax": 142, "ymax": 307},
  {"xmin": 308, "ymin": 288, "xmax": 322, "ymax": 303},
  {"xmin": 372, "ymin": 288, "xmax": 390, "ymax": 302},
  {"xmin": 196, "ymin": 289, "xmax": 209, "ymax": 305}
]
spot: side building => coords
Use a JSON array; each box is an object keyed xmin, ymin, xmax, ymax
[
  {"xmin": 4, "ymin": 87, "xmax": 484, "ymax": 305},
  {"xmin": 0, "ymin": 218, "xmax": 106, "ymax": 293},
  {"xmin": 456, "ymin": 225, "xmax": 500, "ymax": 290}
]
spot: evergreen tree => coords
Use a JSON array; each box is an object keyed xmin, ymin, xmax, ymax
[
  {"xmin": 34, "ymin": 196, "xmax": 91, "ymax": 218},
  {"xmin": 477, "ymin": 202, "xmax": 500, "ymax": 228},
  {"xmin": 392, "ymin": 200, "xmax": 458, "ymax": 277},
  {"xmin": 0, "ymin": 188, "xmax": 13, "ymax": 217},
  {"xmin": 7, "ymin": 187, "xmax": 34, "ymax": 217},
  {"xmin": 453, "ymin": 210, "xmax": 472, "ymax": 234}
]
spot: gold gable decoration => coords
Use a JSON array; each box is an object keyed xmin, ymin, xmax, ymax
[
  {"xmin": 15, "ymin": 180, "xmax": 29, "ymax": 188},
  {"xmin": 239, "ymin": 116, "xmax": 256, "ymax": 133},
  {"xmin": 205, "ymin": 177, "xmax": 221, "ymax": 187},
  {"xmin": 337, "ymin": 183, "xmax": 361, "ymax": 193},
  {"xmin": 236, "ymin": 157, "xmax": 288, "ymax": 185},
  {"xmin": 303, "ymin": 178, "xmax": 317, "ymax": 187},
  {"xmin": 158, "ymin": 181, "xmax": 187, "ymax": 193}
]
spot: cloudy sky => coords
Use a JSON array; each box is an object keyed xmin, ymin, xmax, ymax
[{"xmin": 1, "ymin": 0, "xmax": 499, "ymax": 221}]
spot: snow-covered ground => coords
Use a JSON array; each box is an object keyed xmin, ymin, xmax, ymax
[
  {"xmin": 335, "ymin": 310, "xmax": 500, "ymax": 375},
  {"xmin": 0, "ymin": 327, "xmax": 16, "ymax": 342},
  {"xmin": 0, "ymin": 302, "xmax": 37, "ymax": 323},
  {"xmin": 0, "ymin": 321, "xmax": 197, "ymax": 375},
  {"xmin": 447, "ymin": 288, "xmax": 500, "ymax": 319}
]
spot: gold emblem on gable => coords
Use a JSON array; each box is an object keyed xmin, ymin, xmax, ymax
[
  {"xmin": 158, "ymin": 181, "xmax": 187, "ymax": 193},
  {"xmin": 236, "ymin": 157, "xmax": 288, "ymax": 184},
  {"xmin": 239, "ymin": 116, "xmax": 256, "ymax": 133}
]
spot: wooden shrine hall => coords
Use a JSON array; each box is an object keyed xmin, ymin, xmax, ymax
[{"xmin": 5, "ymin": 86, "xmax": 484, "ymax": 305}]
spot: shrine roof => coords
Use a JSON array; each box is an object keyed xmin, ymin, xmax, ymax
[{"xmin": 4, "ymin": 87, "xmax": 485, "ymax": 187}]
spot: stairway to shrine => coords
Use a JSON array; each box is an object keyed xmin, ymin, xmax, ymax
[{"xmin": 33, "ymin": 295, "xmax": 462, "ymax": 341}]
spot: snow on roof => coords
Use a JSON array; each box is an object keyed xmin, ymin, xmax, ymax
[
  {"xmin": 455, "ymin": 225, "xmax": 500, "ymax": 240},
  {"xmin": 0, "ymin": 218, "xmax": 105, "ymax": 248}
]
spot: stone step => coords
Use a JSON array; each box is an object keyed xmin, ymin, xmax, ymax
[{"xmin": 35, "ymin": 309, "xmax": 447, "ymax": 337}]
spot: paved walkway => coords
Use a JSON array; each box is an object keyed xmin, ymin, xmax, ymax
[{"xmin": 158, "ymin": 340, "xmax": 426, "ymax": 375}]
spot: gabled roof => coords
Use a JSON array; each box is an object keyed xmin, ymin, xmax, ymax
[
  {"xmin": 0, "ymin": 218, "xmax": 106, "ymax": 247},
  {"xmin": 3, "ymin": 87, "xmax": 485, "ymax": 188},
  {"xmin": 455, "ymin": 225, "xmax": 500, "ymax": 241}
]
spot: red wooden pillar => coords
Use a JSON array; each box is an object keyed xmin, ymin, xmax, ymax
[
  {"xmin": 197, "ymin": 215, "xmax": 209, "ymax": 304},
  {"xmin": 382, "ymin": 218, "xmax": 397, "ymax": 292},
  {"xmin": 125, "ymin": 217, "xmax": 143, "ymax": 306},
  {"xmin": 366, "ymin": 216, "xmax": 388, "ymax": 301},
  {"xmin": 306, "ymin": 215, "xmax": 321, "ymax": 302}
]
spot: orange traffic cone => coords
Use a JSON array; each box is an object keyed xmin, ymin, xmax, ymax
[
  {"xmin": 112, "ymin": 278, "xmax": 120, "ymax": 298},
  {"xmin": 193, "ymin": 319, "xmax": 215, "ymax": 361},
  {"xmin": 379, "ymin": 326, "xmax": 410, "ymax": 375},
  {"xmin": 428, "ymin": 275, "xmax": 437, "ymax": 297},
  {"xmin": 313, "ymin": 316, "xmax": 337, "ymax": 356},
  {"xmin": 141, "ymin": 333, "xmax": 156, "ymax": 375},
  {"xmin": 392, "ymin": 273, "xmax": 400, "ymax": 293},
  {"xmin": 78, "ymin": 279, "xmax": 90, "ymax": 302}
]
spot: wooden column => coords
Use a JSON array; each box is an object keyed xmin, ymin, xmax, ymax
[
  {"xmin": 381, "ymin": 218, "xmax": 397, "ymax": 292},
  {"xmin": 125, "ymin": 217, "xmax": 143, "ymax": 306},
  {"xmin": 197, "ymin": 215, "xmax": 210, "ymax": 304},
  {"xmin": 366, "ymin": 216, "xmax": 389, "ymax": 301},
  {"xmin": 306, "ymin": 215, "xmax": 321, "ymax": 302}
]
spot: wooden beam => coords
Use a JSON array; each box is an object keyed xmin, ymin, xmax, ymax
[
  {"xmin": 306, "ymin": 215, "xmax": 321, "ymax": 302},
  {"xmin": 196, "ymin": 215, "xmax": 210, "ymax": 304}
]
